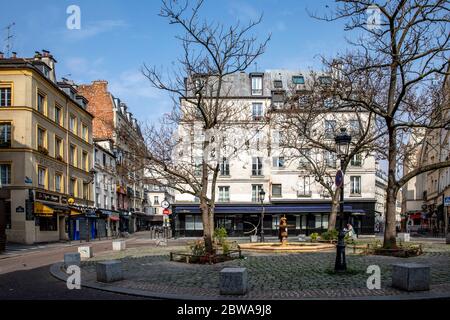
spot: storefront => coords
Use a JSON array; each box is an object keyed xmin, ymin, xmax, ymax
[
  {"xmin": 68, "ymin": 207, "xmax": 105, "ymax": 241},
  {"xmin": 34, "ymin": 200, "xmax": 71, "ymax": 242},
  {"xmin": 97, "ymin": 209, "xmax": 120, "ymax": 237},
  {"xmin": 173, "ymin": 202, "xmax": 375, "ymax": 237}
]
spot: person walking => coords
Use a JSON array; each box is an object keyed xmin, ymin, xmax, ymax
[{"xmin": 347, "ymin": 223, "xmax": 357, "ymax": 241}]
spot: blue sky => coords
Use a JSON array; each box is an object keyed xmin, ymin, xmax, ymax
[{"xmin": 1, "ymin": 0, "xmax": 351, "ymax": 123}]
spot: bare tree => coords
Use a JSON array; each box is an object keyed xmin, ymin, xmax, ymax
[
  {"xmin": 311, "ymin": 0, "xmax": 450, "ymax": 248},
  {"xmin": 139, "ymin": 0, "xmax": 270, "ymax": 253},
  {"xmin": 272, "ymin": 70, "xmax": 384, "ymax": 231}
]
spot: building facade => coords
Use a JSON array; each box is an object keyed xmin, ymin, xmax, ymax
[
  {"xmin": 77, "ymin": 81, "xmax": 145, "ymax": 234},
  {"xmin": 142, "ymin": 179, "xmax": 175, "ymax": 230},
  {"xmin": 0, "ymin": 50, "xmax": 94, "ymax": 244},
  {"xmin": 172, "ymin": 70, "xmax": 378, "ymax": 237}
]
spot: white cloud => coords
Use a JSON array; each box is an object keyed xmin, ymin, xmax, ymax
[
  {"xmin": 228, "ymin": 1, "xmax": 262, "ymax": 21},
  {"xmin": 63, "ymin": 19, "xmax": 127, "ymax": 41},
  {"xmin": 109, "ymin": 70, "xmax": 161, "ymax": 99}
]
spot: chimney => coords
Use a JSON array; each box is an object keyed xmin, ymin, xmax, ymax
[
  {"xmin": 11, "ymin": 52, "xmax": 17, "ymax": 58},
  {"xmin": 42, "ymin": 49, "xmax": 50, "ymax": 57},
  {"xmin": 34, "ymin": 51, "xmax": 42, "ymax": 60},
  {"xmin": 0, "ymin": 52, "xmax": 3, "ymax": 59},
  {"xmin": 41, "ymin": 50, "xmax": 57, "ymax": 83}
]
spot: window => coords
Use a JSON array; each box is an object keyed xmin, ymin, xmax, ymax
[
  {"xmin": 298, "ymin": 149, "xmax": 311, "ymax": 167},
  {"xmin": 272, "ymin": 156, "xmax": 285, "ymax": 168},
  {"xmin": 220, "ymin": 157, "xmax": 230, "ymax": 176},
  {"xmin": 272, "ymin": 130, "xmax": 281, "ymax": 146},
  {"xmin": 272, "ymin": 184, "xmax": 282, "ymax": 197},
  {"xmin": 218, "ymin": 186, "xmax": 230, "ymax": 202},
  {"xmin": 252, "ymin": 103, "xmax": 263, "ymax": 120},
  {"xmin": 70, "ymin": 178, "xmax": 77, "ymax": 197},
  {"xmin": 251, "ymin": 76, "xmax": 262, "ymax": 95},
  {"xmin": 324, "ymin": 151, "xmax": 336, "ymax": 168},
  {"xmin": 82, "ymin": 151, "xmax": 88, "ymax": 171},
  {"xmin": 297, "ymin": 176, "xmax": 311, "ymax": 197},
  {"xmin": 82, "ymin": 124, "xmax": 88, "ymax": 141},
  {"xmin": 0, "ymin": 164, "xmax": 11, "ymax": 185},
  {"xmin": 69, "ymin": 145, "xmax": 77, "ymax": 166},
  {"xmin": 39, "ymin": 216, "xmax": 57, "ymax": 231},
  {"xmin": 292, "ymin": 75, "xmax": 305, "ymax": 84},
  {"xmin": 273, "ymin": 80, "xmax": 283, "ymax": 88},
  {"xmin": 154, "ymin": 196, "xmax": 159, "ymax": 205},
  {"xmin": 315, "ymin": 215, "xmax": 322, "ymax": 228},
  {"xmin": 325, "ymin": 120, "xmax": 336, "ymax": 138},
  {"xmin": 322, "ymin": 214, "xmax": 329, "ymax": 229},
  {"xmin": 83, "ymin": 183, "xmax": 89, "ymax": 200},
  {"xmin": 55, "ymin": 173, "xmax": 63, "ymax": 192},
  {"xmin": 272, "ymin": 215, "xmax": 280, "ymax": 230},
  {"xmin": 194, "ymin": 157, "xmax": 202, "ymax": 176},
  {"xmin": 252, "ymin": 157, "xmax": 263, "ymax": 176},
  {"xmin": 349, "ymin": 120, "xmax": 359, "ymax": 134},
  {"xmin": 319, "ymin": 76, "xmax": 332, "ymax": 85},
  {"xmin": 350, "ymin": 176, "xmax": 361, "ymax": 195},
  {"xmin": 0, "ymin": 122, "xmax": 11, "ymax": 147},
  {"xmin": 351, "ymin": 153, "xmax": 362, "ymax": 166},
  {"xmin": 69, "ymin": 115, "xmax": 77, "ymax": 134},
  {"xmin": 251, "ymin": 184, "xmax": 264, "ymax": 202},
  {"xmin": 272, "ymin": 91, "xmax": 285, "ymax": 109},
  {"xmin": 37, "ymin": 92, "xmax": 46, "ymax": 114},
  {"xmin": 0, "ymin": 86, "xmax": 12, "ymax": 106},
  {"xmin": 55, "ymin": 136, "xmax": 63, "ymax": 159},
  {"xmin": 103, "ymin": 153, "xmax": 106, "ymax": 166},
  {"xmin": 95, "ymin": 193, "xmax": 100, "ymax": 207},
  {"xmin": 54, "ymin": 105, "xmax": 62, "ymax": 125},
  {"xmin": 185, "ymin": 215, "xmax": 203, "ymax": 230},
  {"xmin": 38, "ymin": 167, "xmax": 47, "ymax": 188},
  {"xmin": 37, "ymin": 127, "xmax": 46, "ymax": 149}
]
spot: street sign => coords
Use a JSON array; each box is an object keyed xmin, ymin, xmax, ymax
[
  {"xmin": 161, "ymin": 200, "xmax": 170, "ymax": 209},
  {"xmin": 163, "ymin": 208, "xmax": 170, "ymax": 215},
  {"xmin": 335, "ymin": 170, "xmax": 344, "ymax": 188},
  {"xmin": 444, "ymin": 197, "xmax": 450, "ymax": 207}
]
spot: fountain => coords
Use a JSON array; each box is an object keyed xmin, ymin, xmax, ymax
[{"xmin": 239, "ymin": 215, "xmax": 335, "ymax": 253}]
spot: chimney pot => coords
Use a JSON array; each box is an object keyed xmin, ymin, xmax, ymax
[
  {"xmin": 11, "ymin": 52, "xmax": 17, "ymax": 58},
  {"xmin": 42, "ymin": 49, "xmax": 50, "ymax": 57}
]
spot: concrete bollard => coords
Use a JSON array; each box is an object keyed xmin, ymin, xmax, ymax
[
  {"xmin": 112, "ymin": 240, "xmax": 126, "ymax": 251},
  {"xmin": 78, "ymin": 246, "xmax": 93, "ymax": 258},
  {"xmin": 392, "ymin": 263, "xmax": 430, "ymax": 291},
  {"xmin": 96, "ymin": 260, "xmax": 123, "ymax": 283},
  {"xmin": 220, "ymin": 267, "xmax": 248, "ymax": 295},
  {"xmin": 64, "ymin": 253, "xmax": 81, "ymax": 269}
]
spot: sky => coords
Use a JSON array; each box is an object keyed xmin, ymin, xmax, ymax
[{"xmin": 0, "ymin": 0, "xmax": 352, "ymax": 124}]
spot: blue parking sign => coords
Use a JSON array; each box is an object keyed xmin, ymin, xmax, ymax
[{"xmin": 444, "ymin": 197, "xmax": 450, "ymax": 207}]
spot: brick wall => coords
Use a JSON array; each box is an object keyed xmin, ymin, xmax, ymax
[{"xmin": 78, "ymin": 81, "xmax": 115, "ymax": 139}]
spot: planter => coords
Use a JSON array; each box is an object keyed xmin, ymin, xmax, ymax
[{"xmin": 250, "ymin": 235, "xmax": 258, "ymax": 243}]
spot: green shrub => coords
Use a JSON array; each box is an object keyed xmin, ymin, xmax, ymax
[
  {"xmin": 321, "ymin": 229, "xmax": 339, "ymax": 240},
  {"xmin": 214, "ymin": 227, "xmax": 228, "ymax": 245},
  {"xmin": 310, "ymin": 233, "xmax": 319, "ymax": 241},
  {"xmin": 189, "ymin": 240, "xmax": 206, "ymax": 256}
]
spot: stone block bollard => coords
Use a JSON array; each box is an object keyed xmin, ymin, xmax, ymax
[
  {"xmin": 220, "ymin": 267, "xmax": 248, "ymax": 295},
  {"xmin": 112, "ymin": 240, "xmax": 126, "ymax": 251},
  {"xmin": 96, "ymin": 260, "xmax": 123, "ymax": 283},
  {"xmin": 64, "ymin": 253, "xmax": 81, "ymax": 269},
  {"xmin": 78, "ymin": 246, "xmax": 93, "ymax": 258},
  {"xmin": 397, "ymin": 233, "xmax": 410, "ymax": 242},
  {"xmin": 446, "ymin": 233, "xmax": 450, "ymax": 244},
  {"xmin": 392, "ymin": 263, "xmax": 430, "ymax": 291}
]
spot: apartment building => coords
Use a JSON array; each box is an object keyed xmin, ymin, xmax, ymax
[
  {"xmin": 172, "ymin": 70, "xmax": 378, "ymax": 237},
  {"xmin": 93, "ymin": 142, "xmax": 119, "ymax": 237},
  {"xmin": 0, "ymin": 50, "xmax": 94, "ymax": 244},
  {"xmin": 142, "ymin": 179, "xmax": 175, "ymax": 230},
  {"xmin": 77, "ymin": 81, "xmax": 145, "ymax": 234}
]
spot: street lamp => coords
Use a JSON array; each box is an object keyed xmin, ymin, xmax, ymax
[
  {"xmin": 334, "ymin": 127, "xmax": 351, "ymax": 272},
  {"xmin": 259, "ymin": 188, "xmax": 266, "ymax": 243}
]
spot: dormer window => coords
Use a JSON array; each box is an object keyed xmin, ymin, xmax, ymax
[
  {"xmin": 273, "ymin": 80, "xmax": 283, "ymax": 89},
  {"xmin": 292, "ymin": 75, "xmax": 305, "ymax": 85},
  {"xmin": 272, "ymin": 91, "xmax": 285, "ymax": 109},
  {"xmin": 319, "ymin": 76, "xmax": 332, "ymax": 86},
  {"xmin": 251, "ymin": 75, "xmax": 263, "ymax": 96}
]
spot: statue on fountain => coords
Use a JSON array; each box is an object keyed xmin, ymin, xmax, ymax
[{"xmin": 278, "ymin": 215, "xmax": 289, "ymax": 246}]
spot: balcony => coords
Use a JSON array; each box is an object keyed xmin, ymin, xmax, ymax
[
  {"xmin": 297, "ymin": 190, "xmax": 312, "ymax": 198},
  {"xmin": 38, "ymin": 146, "xmax": 49, "ymax": 155}
]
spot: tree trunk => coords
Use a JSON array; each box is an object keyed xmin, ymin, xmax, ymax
[
  {"xmin": 328, "ymin": 189, "xmax": 339, "ymax": 231},
  {"xmin": 200, "ymin": 199, "xmax": 214, "ymax": 254},
  {"xmin": 383, "ymin": 125, "xmax": 398, "ymax": 249}
]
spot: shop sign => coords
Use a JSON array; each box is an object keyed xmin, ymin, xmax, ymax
[
  {"xmin": 61, "ymin": 196, "xmax": 68, "ymax": 204},
  {"xmin": 35, "ymin": 192, "xmax": 60, "ymax": 203}
]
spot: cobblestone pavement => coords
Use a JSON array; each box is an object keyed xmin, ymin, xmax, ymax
[{"xmin": 74, "ymin": 242, "xmax": 450, "ymax": 299}]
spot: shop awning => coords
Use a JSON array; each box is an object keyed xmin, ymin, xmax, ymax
[
  {"xmin": 174, "ymin": 204, "xmax": 366, "ymax": 215},
  {"xmin": 110, "ymin": 216, "xmax": 120, "ymax": 221},
  {"xmin": 34, "ymin": 202, "xmax": 55, "ymax": 217}
]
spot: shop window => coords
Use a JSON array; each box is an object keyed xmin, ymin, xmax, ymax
[
  {"xmin": 272, "ymin": 215, "xmax": 279, "ymax": 230},
  {"xmin": 185, "ymin": 215, "xmax": 203, "ymax": 230},
  {"xmin": 39, "ymin": 216, "xmax": 57, "ymax": 231}
]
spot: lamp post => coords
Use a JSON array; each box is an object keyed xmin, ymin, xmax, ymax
[
  {"xmin": 259, "ymin": 188, "xmax": 266, "ymax": 243},
  {"xmin": 334, "ymin": 127, "xmax": 351, "ymax": 272}
]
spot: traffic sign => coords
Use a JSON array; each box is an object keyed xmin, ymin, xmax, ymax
[
  {"xmin": 335, "ymin": 170, "xmax": 344, "ymax": 188},
  {"xmin": 163, "ymin": 208, "xmax": 170, "ymax": 215},
  {"xmin": 444, "ymin": 197, "xmax": 450, "ymax": 207},
  {"xmin": 161, "ymin": 200, "xmax": 170, "ymax": 209}
]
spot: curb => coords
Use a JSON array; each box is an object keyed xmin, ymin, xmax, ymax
[{"xmin": 49, "ymin": 262, "xmax": 450, "ymax": 301}]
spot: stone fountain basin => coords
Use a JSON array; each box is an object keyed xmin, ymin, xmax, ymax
[{"xmin": 239, "ymin": 242, "xmax": 335, "ymax": 253}]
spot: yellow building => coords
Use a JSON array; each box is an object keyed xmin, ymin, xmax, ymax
[{"xmin": 0, "ymin": 50, "xmax": 94, "ymax": 244}]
